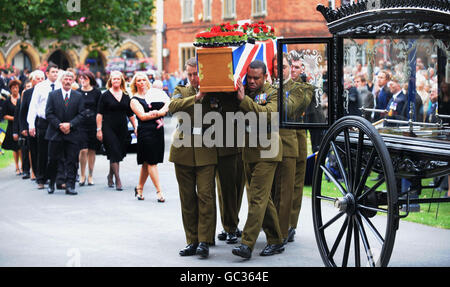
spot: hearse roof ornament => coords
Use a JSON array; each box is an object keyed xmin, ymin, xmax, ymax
[{"xmin": 316, "ymin": 0, "xmax": 450, "ymax": 37}]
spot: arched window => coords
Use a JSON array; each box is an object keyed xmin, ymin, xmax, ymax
[
  {"xmin": 85, "ymin": 51, "xmax": 105, "ymax": 74},
  {"xmin": 120, "ymin": 49, "xmax": 136, "ymax": 60},
  {"xmin": 48, "ymin": 50, "xmax": 70, "ymax": 70},
  {"xmin": 12, "ymin": 51, "xmax": 32, "ymax": 72}
]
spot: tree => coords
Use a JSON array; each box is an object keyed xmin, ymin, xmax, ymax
[{"xmin": 0, "ymin": 0, "xmax": 155, "ymax": 51}]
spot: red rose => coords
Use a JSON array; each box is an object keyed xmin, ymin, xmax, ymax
[
  {"xmin": 211, "ymin": 26, "xmax": 221, "ymax": 33},
  {"xmin": 225, "ymin": 24, "xmax": 234, "ymax": 31},
  {"xmin": 253, "ymin": 27, "xmax": 260, "ymax": 33}
]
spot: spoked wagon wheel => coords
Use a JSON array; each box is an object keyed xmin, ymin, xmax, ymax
[{"xmin": 312, "ymin": 116, "xmax": 399, "ymax": 267}]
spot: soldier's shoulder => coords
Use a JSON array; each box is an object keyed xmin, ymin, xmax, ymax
[
  {"xmin": 263, "ymin": 83, "xmax": 277, "ymax": 95},
  {"xmin": 294, "ymin": 80, "xmax": 315, "ymax": 92},
  {"xmin": 174, "ymin": 84, "xmax": 187, "ymax": 91},
  {"xmin": 173, "ymin": 84, "xmax": 190, "ymax": 98}
]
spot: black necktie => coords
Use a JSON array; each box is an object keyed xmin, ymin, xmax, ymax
[{"xmin": 51, "ymin": 83, "xmax": 55, "ymax": 91}]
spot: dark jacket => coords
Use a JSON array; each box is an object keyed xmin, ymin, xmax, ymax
[
  {"xmin": 45, "ymin": 89, "xmax": 85, "ymax": 143},
  {"xmin": 19, "ymin": 87, "xmax": 34, "ymax": 132},
  {"xmin": 385, "ymin": 91, "xmax": 408, "ymax": 123},
  {"xmin": 375, "ymin": 85, "xmax": 393, "ymax": 120}
]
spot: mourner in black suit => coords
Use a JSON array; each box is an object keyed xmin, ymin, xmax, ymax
[
  {"xmin": 374, "ymin": 70, "xmax": 393, "ymax": 121},
  {"xmin": 19, "ymin": 70, "xmax": 46, "ymax": 180},
  {"xmin": 385, "ymin": 76, "xmax": 408, "ymax": 125},
  {"xmin": 45, "ymin": 71, "xmax": 85, "ymax": 195}
]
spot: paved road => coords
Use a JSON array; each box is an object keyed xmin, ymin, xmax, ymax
[{"xmin": 0, "ymin": 117, "xmax": 449, "ymax": 267}]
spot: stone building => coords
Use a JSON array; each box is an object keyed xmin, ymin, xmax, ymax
[{"xmin": 0, "ymin": 28, "xmax": 157, "ymax": 75}]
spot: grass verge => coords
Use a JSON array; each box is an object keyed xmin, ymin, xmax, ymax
[
  {"xmin": 0, "ymin": 120, "xmax": 13, "ymax": 169},
  {"xmin": 303, "ymin": 174, "xmax": 450, "ymax": 229}
]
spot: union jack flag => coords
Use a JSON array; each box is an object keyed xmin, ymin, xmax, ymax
[{"xmin": 232, "ymin": 39, "xmax": 286, "ymax": 88}]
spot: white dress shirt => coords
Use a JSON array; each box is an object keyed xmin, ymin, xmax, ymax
[
  {"xmin": 62, "ymin": 88, "xmax": 71, "ymax": 101},
  {"xmin": 27, "ymin": 79, "xmax": 61, "ymax": 129}
]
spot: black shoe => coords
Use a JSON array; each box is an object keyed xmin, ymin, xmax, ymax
[
  {"xmin": 47, "ymin": 182, "xmax": 55, "ymax": 194},
  {"xmin": 65, "ymin": 187, "xmax": 78, "ymax": 195},
  {"xmin": 259, "ymin": 244, "xmax": 285, "ymax": 256},
  {"xmin": 22, "ymin": 173, "xmax": 30, "ymax": 179},
  {"xmin": 217, "ymin": 230, "xmax": 227, "ymax": 241},
  {"xmin": 236, "ymin": 227, "xmax": 242, "ymax": 238},
  {"xmin": 179, "ymin": 243, "xmax": 198, "ymax": 256},
  {"xmin": 232, "ymin": 244, "xmax": 252, "ymax": 259},
  {"xmin": 287, "ymin": 227, "xmax": 296, "ymax": 243},
  {"xmin": 226, "ymin": 232, "xmax": 238, "ymax": 244},
  {"xmin": 196, "ymin": 242, "xmax": 209, "ymax": 258}
]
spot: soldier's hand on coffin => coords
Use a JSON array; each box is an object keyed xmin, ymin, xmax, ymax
[
  {"xmin": 236, "ymin": 77, "xmax": 245, "ymax": 102},
  {"xmin": 195, "ymin": 90, "xmax": 206, "ymax": 102}
]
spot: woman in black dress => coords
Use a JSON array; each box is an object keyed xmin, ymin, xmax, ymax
[
  {"xmin": 78, "ymin": 70, "xmax": 102, "ymax": 186},
  {"xmin": 96, "ymin": 71, "xmax": 137, "ymax": 190},
  {"xmin": 129, "ymin": 72, "xmax": 169, "ymax": 201},
  {"xmin": 2, "ymin": 79, "xmax": 22, "ymax": 175}
]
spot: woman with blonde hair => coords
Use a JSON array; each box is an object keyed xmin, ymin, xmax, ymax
[
  {"xmin": 97, "ymin": 70, "xmax": 137, "ymax": 190},
  {"xmin": 129, "ymin": 72, "xmax": 169, "ymax": 201}
]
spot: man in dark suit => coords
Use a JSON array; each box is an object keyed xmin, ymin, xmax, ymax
[
  {"xmin": 45, "ymin": 71, "xmax": 85, "ymax": 195},
  {"xmin": 375, "ymin": 70, "xmax": 393, "ymax": 121},
  {"xmin": 19, "ymin": 70, "xmax": 45, "ymax": 180},
  {"xmin": 385, "ymin": 76, "xmax": 408, "ymax": 124}
]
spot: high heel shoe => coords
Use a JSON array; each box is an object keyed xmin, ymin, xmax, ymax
[
  {"xmin": 156, "ymin": 191, "xmax": 165, "ymax": 203},
  {"xmin": 79, "ymin": 176, "xmax": 86, "ymax": 186},
  {"xmin": 135, "ymin": 186, "xmax": 144, "ymax": 200},
  {"xmin": 87, "ymin": 175, "xmax": 94, "ymax": 186},
  {"xmin": 107, "ymin": 174, "xmax": 114, "ymax": 188}
]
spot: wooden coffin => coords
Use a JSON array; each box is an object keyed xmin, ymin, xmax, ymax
[{"xmin": 197, "ymin": 47, "xmax": 236, "ymax": 93}]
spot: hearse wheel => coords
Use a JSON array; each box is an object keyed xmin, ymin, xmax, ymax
[{"xmin": 312, "ymin": 116, "xmax": 399, "ymax": 267}]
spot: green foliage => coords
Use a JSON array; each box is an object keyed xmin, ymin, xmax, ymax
[
  {"xmin": 0, "ymin": 0, "xmax": 155, "ymax": 51},
  {"xmin": 0, "ymin": 121, "xmax": 13, "ymax": 169}
]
